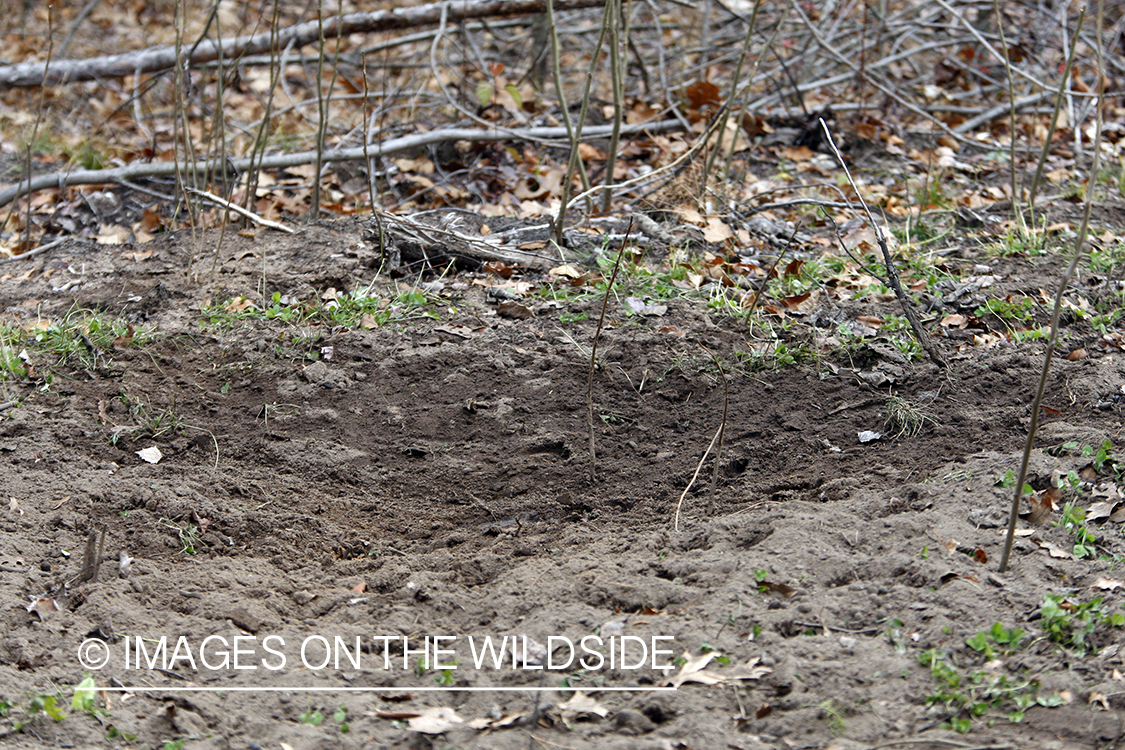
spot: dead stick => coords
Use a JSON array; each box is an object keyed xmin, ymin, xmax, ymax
[
  {"xmin": 587, "ymin": 224, "xmax": 631, "ymax": 481},
  {"xmin": 0, "ymin": 119, "xmax": 684, "ymax": 209},
  {"xmin": 819, "ymin": 119, "xmax": 946, "ymax": 369},
  {"xmin": 674, "ymin": 425, "xmax": 722, "ymax": 533},
  {"xmin": 701, "ymin": 345, "xmax": 728, "ymax": 507},
  {"xmin": 999, "ymin": 3, "xmax": 1104, "ymax": 574},
  {"xmin": 0, "ymin": 0, "xmax": 609, "ymax": 89}
]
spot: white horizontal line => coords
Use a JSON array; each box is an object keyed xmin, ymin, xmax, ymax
[{"xmin": 94, "ymin": 686, "xmax": 677, "ymax": 692}]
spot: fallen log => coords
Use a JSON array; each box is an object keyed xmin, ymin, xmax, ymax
[
  {"xmin": 0, "ymin": 0, "xmax": 606, "ymax": 89},
  {"xmin": 0, "ymin": 120, "xmax": 685, "ymax": 209}
]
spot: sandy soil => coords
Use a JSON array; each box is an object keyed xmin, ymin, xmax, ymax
[{"xmin": 1, "ymin": 217, "xmax": 1124, "ymax": 750}]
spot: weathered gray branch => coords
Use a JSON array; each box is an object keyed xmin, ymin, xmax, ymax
[
  {"xmin": 0, "ymin": 120, "xmax": 685, "ymax": 209},
  {"xmin": 0, "ymin": 0, "xmax": 607, "ymax": 89}
]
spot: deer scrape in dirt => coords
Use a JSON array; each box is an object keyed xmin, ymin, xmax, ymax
[{"xmin": 0, "ymin": 220, "xmax": 1124, "ymax": 749}]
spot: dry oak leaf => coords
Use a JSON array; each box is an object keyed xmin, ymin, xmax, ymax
[
  {"xmin": 407, "ymin": 706, "xmax": 464, "ymax": 734},
  {"xmin": 1033, "ymin": 538, "xmax": 1073, "ymax": 559},
  {"xmin": 557, "ymin": 692, "xmax": 609, "ymax": 722},
  {"xmin": 702, "ymin": 217, "xmax": 733, "ymax": 243},
  {"xmin": 663, "ymin": 650, "xmax": 720, "ymax": 688},
  {"xmin": 728, "ymin": 656, "xmax": 772, "ymax": 681}
]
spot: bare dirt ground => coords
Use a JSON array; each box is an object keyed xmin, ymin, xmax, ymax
[{"xmin": 1, "ymin": 212, "xmax": 1125, "ymax": 750}]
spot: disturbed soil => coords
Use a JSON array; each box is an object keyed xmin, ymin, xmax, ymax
[{"xmin": 1, "ymin": 215, "xmax": 1125, "ymax": 750}]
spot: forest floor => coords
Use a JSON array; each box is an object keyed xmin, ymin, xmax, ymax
[{"xmin": 0, "ymin": 194, "xmax": 1124, "ymax": 750}]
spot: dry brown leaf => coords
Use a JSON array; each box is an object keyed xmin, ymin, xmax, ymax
[
  {"xmin": 225, "ymin": 296, "xmax": 257, "ymax": 313},
  {"xmin": 1087, "ymin": 501, "xmax": 1118, "ymax": 522},
  {"xmin": 96, "ymin": 225, "xmax": 130, "ymax": 245},
  {"xmin": 1045, "ymin": 168, "xmax": 1070, "ymax": 184},
  {"xmin": 407, "ymin": 706, "xmax": 464, "ymax": 734},
  {"xmin": 728, "ymin": 657, "xmax": 772, "ymax": 681},
  {"xmin": 941, "ymin": 314, "xmax": 968, "ymax": 328},
  {"xmin": 1092, "ymin": 576, "xmax": 1123, "ymax": 591},
  {"xmin": 557, "ymin": 691, "xmax": 609, "ymax": 721},
  {"xmin": 1090, "ymin": 691, "xmax": 1110, "ymax": 710},
  {"xmin": 779, "ymin": 290, "xmax": 819, "ymax": 313},
  {"xmin": 760, "ymin": 581, "xmax": 796, "ymax": 598},
  {"xmin": 780, "ymin": 145, "xmax": 814, "ymax": 161},
  {"xmin": 497, "ymin": 301, "xmax": 533, "ymax": 319},
  {"xmin": 1027, "ymin": 487, "xmax": 1059, "ymax": 524},
  {"xmin": 684, "ymin": 79, "xmax": 721, "ymax": 110},
  {"xmin": 26, "ymin": 597, "xmax": 59, "ymax": 620},
  {"xmin": 1093, "ymin": 482, "xmax": 1122, "ymax": 500},
  {"xmin": 664, "ymin": 650, "xmax": 721, "ymax": 688},
  {"xmin": 675, "ymin": 207, "xmax": 706, "ymax": 225},
  {"xmin": 549, "ymin": 264, "xmax": 583, "ymax": 279},
  {"xmin": 1033, "ymin": 538, "xmax": 1073, "ymax": 559},
  {"xmin": 702, "ymin": 217, "xmax": 733, "ymax": 243}
]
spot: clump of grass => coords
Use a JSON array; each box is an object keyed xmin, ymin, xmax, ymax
[
  {"xmin": 120, "ymin": 393, "xmax": 183, "ymax": 439},
  {"xmin": 203, "ymin": 284, "xmax": 440, "ymax": 332},
  {"xmin": 34, "ymin": 307, "xmax": 151, "ymax": 371},
  {"xmin": 884, "ymin": 395, "xmax": 938, "ymax": 438},
  {"xmin": 0, "ymin": 325, "xmax": 29, "ymax": 398}
]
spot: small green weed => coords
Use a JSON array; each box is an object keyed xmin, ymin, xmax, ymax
[
  {"xmin": 333, "ymin": 706, "xmax": 349, "ymax": 733},
  {"xmin": 119, "ymin": 393, "xmax": 183, "ymax": 440},
  {"xmin": 161, "ymin": 519, "xmax": 202, "ymax": 555},
  {"xmin": 434, "ymin": 659, "xmax": 458, "ymax": 686},
  {"xmin": 1088, "ymin": 236, "xmax": 1125, "ymax": 272},
  {"xmin": 975, "ymin": 297, "xmax": 1035, "ymax": 323},
  {"xmin": 10, "ymin": 692, "xmax": 67, "ymax": 732},
  {"xmin": 298, "ymin": 707, "xmax": 324, "ymax": 726},
  {"xmin": 558, "ymin": 311, "xmax": 588, "ymax": 325},
  {"xmin": 105, "ymin": 725, "xmax": 138, "ymax": 742},
  {"xmin": 71, "ymin": 674, "xmax": 97, "ymax": 713},
  {"xmin": 818, "ymin": 698, "xmax": 847, "ymax": 737},
  {"xmin": 918, "ymin": 648, "xmax": 1044, "ymax": 730},
  {"xmin": 984, "ymin": 228, "xmax": 1049, "ymax": 258},
  {"xmin": 204, "ymin": 284, "xmax": 440, "ymax": 333},
  {"xmin": 34, "ymin": 308, "xmax": 151, "ymax": 371},
  {"xmin": 1055, "ymin": 500, "xmax": 1098, "ymax": 558},
  {"xmin": 965, "ymin": 623, "xmax": 1025, "ymax": 660},
  {"xmin": 886, "ymin": 618, "xmax": 907, "ymax": 655},
  {"xmin": 1039, "ymin": 594, "xmax": 1124, "ymax": 655}
]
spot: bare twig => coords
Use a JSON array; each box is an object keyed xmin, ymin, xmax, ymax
[
  {"xmin": 1000, "ymin": 3, "xmax": 1104, "ymax": 574},
  {"xmin": 819, "ymin": 119, "xmax": 946, "ymax": 369},
  {"xmin": 183, "ymin": 188, "xmax": 296, "ymax": 233},
  {"xmin": 1026, "ymin": 8, "xmax": 1086, "ymax": 223},
  {"xmin": 554, "ymin": 0, "xmax": 613, "ymax": 244},
  {"xmin": 601, "ymin": 0, "xmax": 629, "ymax": 213},
  {"xmin": 674, "ymin": 425, "xmax": 722, "ymax": 533},
  {"xmin": 587, "ymin": 223, "xmax": 631, "ymax": 481},
  {"xmin": 701, "ymin": 345, "xmax": 729, "ymax": 507}
]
